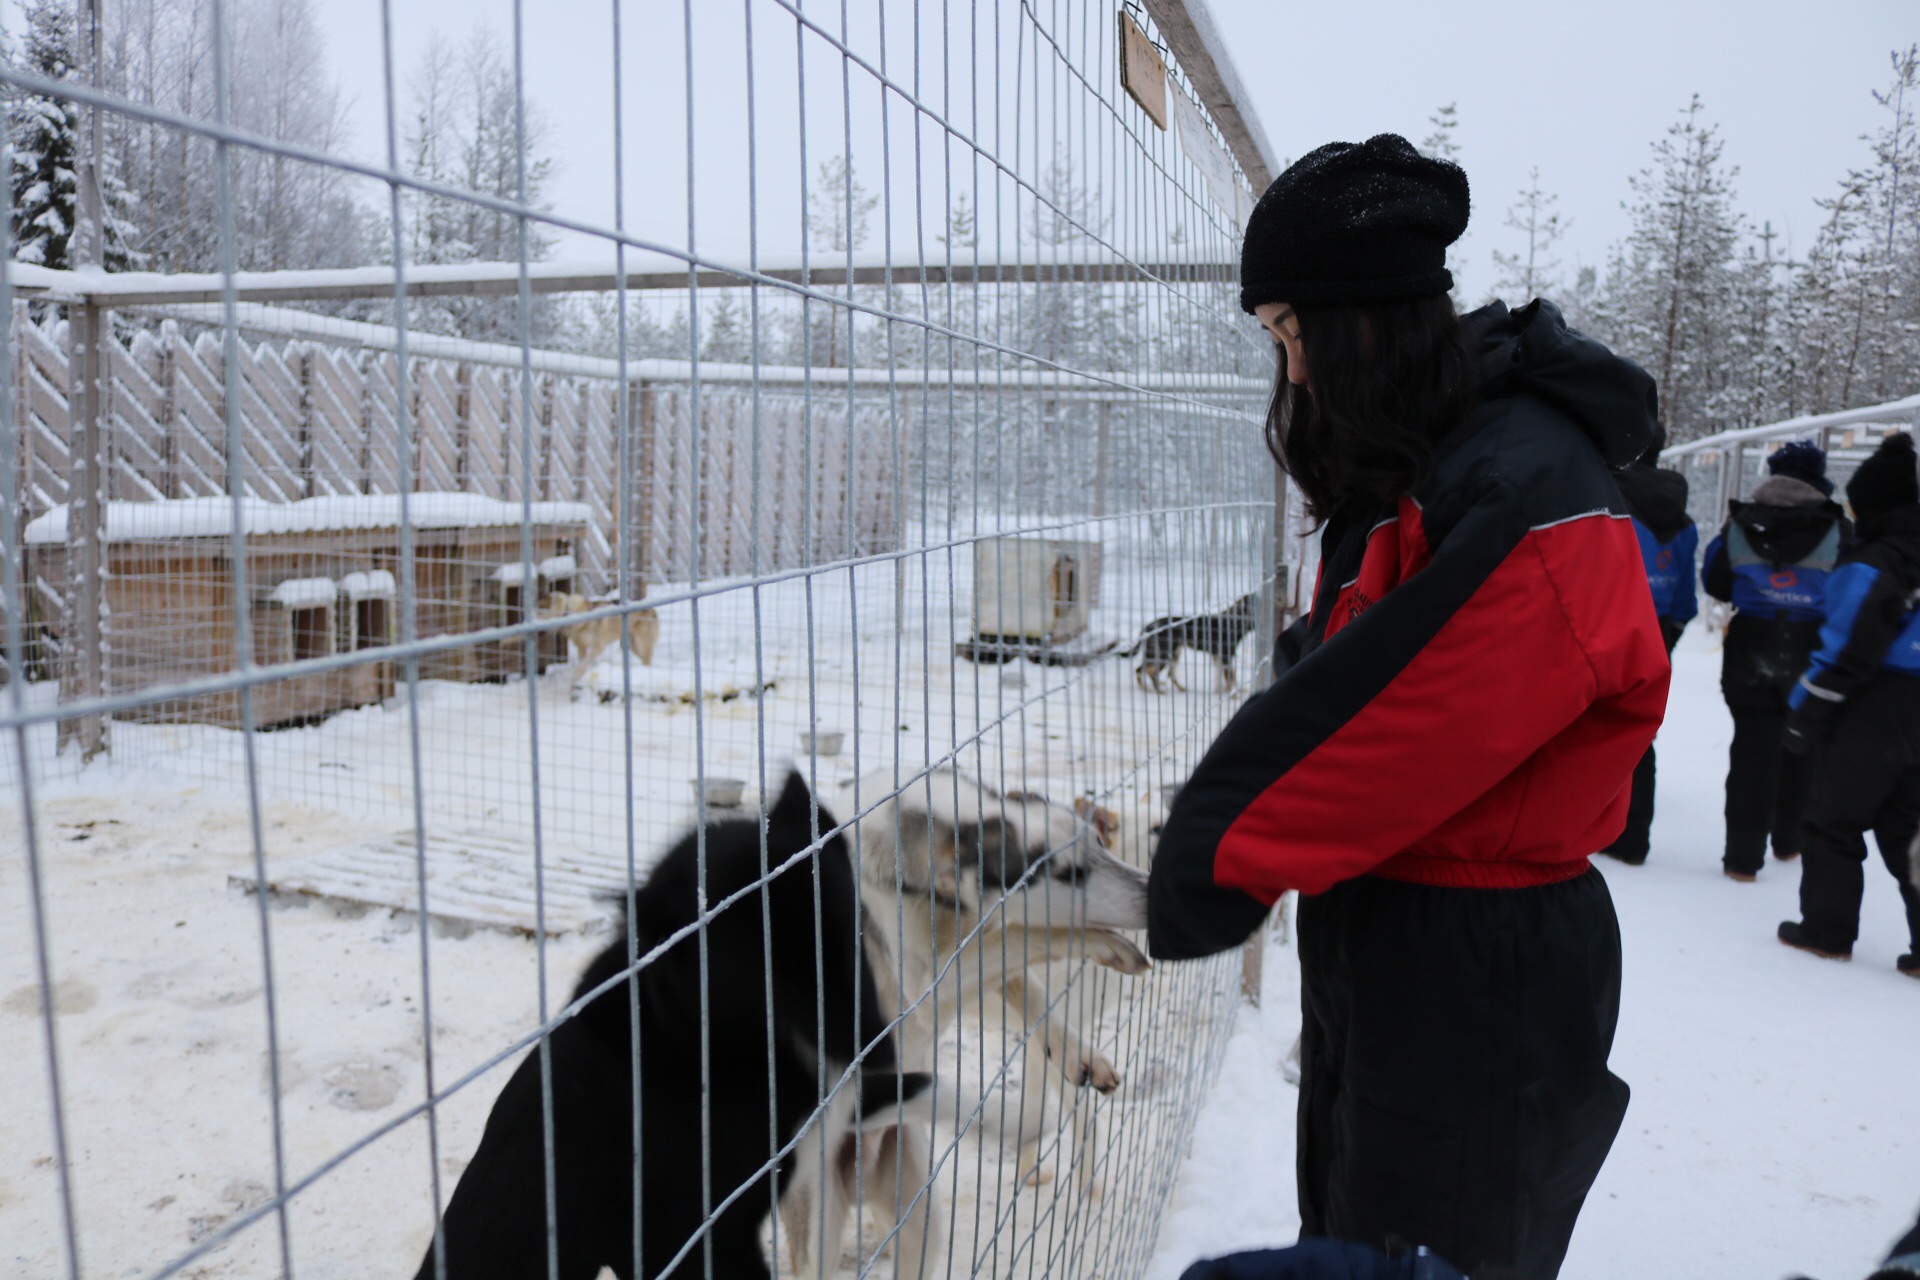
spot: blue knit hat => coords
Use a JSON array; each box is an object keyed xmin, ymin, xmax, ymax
[{"xmin": 1766, "ymin": 440, "xmax": 1832, "ymax": 497}]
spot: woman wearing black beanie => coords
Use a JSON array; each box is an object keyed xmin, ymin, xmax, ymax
[{"xmin": 1150, "ymin": 135, "xmax": 1671, "ymax": 1279}]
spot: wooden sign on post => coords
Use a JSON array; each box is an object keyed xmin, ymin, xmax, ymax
[{"xmin": 1119, "ymin": 11, "xmax": 1168, "ymax": 130}]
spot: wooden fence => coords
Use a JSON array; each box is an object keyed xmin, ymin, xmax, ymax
[{"xmin": 9, "ymin": 302, "xmax": 903, "ymax": 601}]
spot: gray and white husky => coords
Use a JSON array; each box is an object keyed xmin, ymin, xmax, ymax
[{"xmin": 776, "ymin": 767, "xmax": 1151, "ymax": 1277}]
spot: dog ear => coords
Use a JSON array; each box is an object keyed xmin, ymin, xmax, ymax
[
  {"xmin": 767, "ymin": 770, "xmax": 820, "ymax": 829},
  {"xmin": 1073, "ymin": 796, "xmax": 1122, "ymax": 848}
]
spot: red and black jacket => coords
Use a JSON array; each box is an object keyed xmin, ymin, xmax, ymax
[{"xmin": 1148, "ymin": 300, "xmax": 1672, "ymax": 960}]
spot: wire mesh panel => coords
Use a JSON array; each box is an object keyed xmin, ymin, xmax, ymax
[{"xmin": 1, "ymin": 2, "xmax": 1283, "ymax": 1278}]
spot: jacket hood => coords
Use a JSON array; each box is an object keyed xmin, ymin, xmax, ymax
[
  {"xmin": 1614, "ymin": 462, "xmax": 1692, "ymax": 542},
  {"xmin": 1466, "ymin": 299, "xmax": 1658, "ymax": 469},
  {"xmin": 1860, "ymin": 502, "xmax": 1920, "ymax": 567},
  {"xmin": 1750, "ymin": 476, "xmax": 1829, "ymax": 507},
  {"xmin": 1730, "ymin": 495, "xmax": 1845, "ymax": 566}
]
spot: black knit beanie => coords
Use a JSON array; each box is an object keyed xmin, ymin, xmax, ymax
[
  {"xmin": 1767, "ymin": 440, "xmax": 1833, "ymax": 497},
  {"xmin": 1240, "ymin": 133, "xmax": 1470, "ymax": 313},
  {"xmin": 1845, "ymin": 431, "xmax": 1919, "ymax": 529}
]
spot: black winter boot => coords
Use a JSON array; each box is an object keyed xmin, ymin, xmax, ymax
[
  {"xmin": 1778, "ymin": 920, "xmax": 1852, "ymax": 961},
  {"xmin": 1898, "ymin": 954, "xmax": 1920, "ymax": 979}
]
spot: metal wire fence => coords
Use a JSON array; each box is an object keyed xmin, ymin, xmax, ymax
[{"xmin": 1, "ymin": 2, "xmax": 1289, "ymax": 1277}]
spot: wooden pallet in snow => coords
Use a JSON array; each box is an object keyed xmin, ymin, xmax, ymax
[{"xmin": 232, "ymin": 828, "xmax": 638, "ymax": 937}]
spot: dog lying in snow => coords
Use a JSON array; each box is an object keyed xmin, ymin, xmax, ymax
[
  {"xmin": 538, "ymin": 591, "xmax": 659, "ymax": 695},
  {"xmin": 413, "ymin": 772, "xmax": 906, "ymax": 1280},
  {"xmin": 774, "ymin": 768, "xmax": 1151, "ymax": 1277}
]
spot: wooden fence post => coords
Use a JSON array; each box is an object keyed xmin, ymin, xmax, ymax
[
  {"xmin": 632, "ymin": 380, "xmax": 655, "ymax": 597},
  {"xmin": 1094, "ymin": 400, "xmax": 1112, "ymax": 520},
  {"xmin": 59, "ymin": 303, "xmax": 109, "ymax": 760}
]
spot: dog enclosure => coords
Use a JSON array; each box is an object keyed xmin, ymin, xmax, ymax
[{"xmin": 0, "ymin": 2, "xmax": 1298, "ymax": 1278}]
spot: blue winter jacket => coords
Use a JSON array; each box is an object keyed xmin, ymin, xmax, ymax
[
  {"xmin": 1701, "ymin": 517, "xmax": 1839, "ymax": 622},
  {"xmin": 1790, "ymin": 505, "xmax": 1920, "ymax": 709},
  {"xmin": 1633, "ymin": 519, "xmax": 1699, "ymax": 624}
]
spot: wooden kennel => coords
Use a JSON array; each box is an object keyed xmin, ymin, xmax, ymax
[
  {"xmin": 970, "ymin": 536, "xmax": 1104, "ymax": 642},
  {"xmin": 24, "ymin": 494, "xmax": 590, "ymax": 728}
]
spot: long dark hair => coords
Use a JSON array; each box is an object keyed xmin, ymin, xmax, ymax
[{"xmin": 1266, "ymin": 294, "xmax": 1480, "ymax": 522}]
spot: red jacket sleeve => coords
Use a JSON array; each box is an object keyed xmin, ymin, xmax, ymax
[{"xmin": 1147, "ymin": 480, "xmax": 1669, "ymax": 960}]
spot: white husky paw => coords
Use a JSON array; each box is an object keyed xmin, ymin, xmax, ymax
[
  {"xmin": 1084, "ymin": 930, "xmax": 1150, "ymax": 975},
  {"xmin": 1080, "ymin": 1051, "xmax": 1122, "ymax": 1093}
]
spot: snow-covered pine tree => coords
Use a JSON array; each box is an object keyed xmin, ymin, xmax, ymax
[
  {"xmin": 1590, "ymin": 96, "xmax": 1744, "ymax": 442},
  {"xmin": 8, "ymin": 0, "xmax": 81, "ymax": 269},
  {"xmin": 1419, "ymin": 103, "xmax": 1472, "ymax": 309},
  {"xmin": 802, "ymin": 155, "xmax": 877, "ymax": 369},
  {"xmin": 1420, "ymin": 102, "xmax": 1461, "ymax": 163},
  {"xmin": 98, "ymin": 0, "xmax": 363, "ymax": 275},
  {"xmin": 7, "ymin": 0, "xmax": 144, "ymax": 271},
  {"xmin": 1488, "ymin": 167, "xmax": 1568, "ymax": 306},
  {"xmin": 1812, "ymin": 46, "xmax": 1920, "ymax": 404},
  {"xmin": 701, "ymin": 294, "xmax": 750, "ymax": 364},
  {"xmin": 399, "ymin": 27, "xmax": 569, "ymax": 345},
  {"xmin": 938, "ymin": 193, "xmax": 978, "ymax": 250}
]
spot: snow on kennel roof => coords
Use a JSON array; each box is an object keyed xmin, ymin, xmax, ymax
[
  {"xmin": 339, "ymin": 570, "xmax": 397, "ymax": 600},
  {"xmin": 488, "ymin": 554, "xmax": 576, "ymax": 586},
  {"xmin": 269, "ymin": 577, "xmax": 337, "ymax": 609},
  {"xmin": 23, "ymin": 494, "xmax": 592, "ymax": 545}
]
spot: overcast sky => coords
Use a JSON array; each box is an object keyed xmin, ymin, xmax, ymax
[{"xmin": 295, "ymin": 1, "xmax": 1917, "ymax": 303}]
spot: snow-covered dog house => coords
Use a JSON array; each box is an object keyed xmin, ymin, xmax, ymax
[
  {"xmin": 970, "ymin": 536, "xmax": 1104, "ymax": 642},
  {"xmin": 23, "ymin": 493, "xmax": 590, "ymax": 727}
]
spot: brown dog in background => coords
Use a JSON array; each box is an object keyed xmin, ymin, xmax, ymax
[{"xmin": 538, "ymin": 592, "xmax": 659, "ymax": 694}]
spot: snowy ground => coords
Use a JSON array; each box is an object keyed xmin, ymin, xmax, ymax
[
  {"xmin": 1144, "ymin": 624, "xmax": 1920, "ymax": 1280},
  {"xmin": 0, "ymin": 526, "xmax": 1258, "ymax": 1279}
]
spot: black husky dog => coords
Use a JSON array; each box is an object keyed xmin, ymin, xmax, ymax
[
  {"xmin": 1130, "ymin": 591, "xmax": 1260, "ymax": 693},
  {"xmin": 414, "ymin": 772, "xmax": 918, "ymax": 1280}
]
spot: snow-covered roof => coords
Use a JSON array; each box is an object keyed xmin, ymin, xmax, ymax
[
  {"xmin": 488, "ymin": 553, "xmax": 578, "ymax": 586},
  {"xmin": 339, "ymin": 570, "xmax": 397, "ymax": 600},
  {"xmin": 269, "ymin": 577, "xmax": 337, "ymax": 609},
  {"xmin": 22, "ymin": 494, "xmax": 592, "ymax": 545}
]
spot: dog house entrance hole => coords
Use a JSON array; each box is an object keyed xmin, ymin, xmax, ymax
[
  {"xmin": 290, "ymin": 607, "xmax": 331, "ymax": 662},
  {"xmin": 354, "ymin": 599, "xmax": 389, "ymax": 651}
]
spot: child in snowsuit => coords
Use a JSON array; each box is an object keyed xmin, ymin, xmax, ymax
[
  {"xmin": 1701, "ymin": 441, "xmax": 1847, "ymax": 880},
  {"xmin": 1777, "ymin": 431, "xmax": 1920, "ymax": 976},
  {"xmin": 1603, "ymin": 432, "xmax": 1697, "ymax": 864}
]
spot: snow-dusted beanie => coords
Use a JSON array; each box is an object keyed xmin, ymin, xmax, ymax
[
  {"xmin": 1846, "ymin": 431, "xmax": 1919, "ymax": 530},
  {"xmin": 1239, "ymin": 133, "xmax": 1470, "ymax": 313},
  {"xmin": 1767, "ymin": 440, "xmax": 1833, "ymax": 497}
]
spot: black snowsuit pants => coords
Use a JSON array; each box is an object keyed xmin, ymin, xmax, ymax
[
  {"xmin": 1721, "ymin": 615, "xmax": 1823, "ymax": 874},
  {"xmin": 1296, "ymin": 870, "xmax": 1629, "ymax": 1280},
  {"xmin": 1797, "ymin": 672, "xmax": 1920, "ymax": 954}
]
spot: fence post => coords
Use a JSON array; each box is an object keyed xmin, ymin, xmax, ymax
[
  {"xmin": 1093, "ymin": 400, "xmax": 1112, "ymax": 519},
  {"xmin": 1713, "ymin": 442, "xmax": 1743, "ymax": 530},
  {"xmin": 631, "ymin": 379, "xmax": 655, "ymax": 596},
  {"xmin": 58, "ymin": 303, "xmax": 109, "ymax": 760},
  {"xmin": 453, "ymin": 361, "xmax": 473, "ymax": 494}
]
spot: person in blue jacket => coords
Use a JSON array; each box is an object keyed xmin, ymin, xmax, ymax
[
  {"xmin": 1776, "ymin": 431, "xmax": 1920, "ymax": 976},
  {"xmin": 1700, "ymin": 441, "xmax": 1848, "ymax": 880},
  {"xmin": 1602, "ymin": 431, "xmax": 1697, "ymax": 865}
]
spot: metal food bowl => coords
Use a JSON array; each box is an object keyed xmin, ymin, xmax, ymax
[
  {"xmin": 691, "ymin": 777, "xmax": 746, "ymax": 808},
  {"xmin": 798, "ymin": 730, "xmax": 845, "ymax": 757}
]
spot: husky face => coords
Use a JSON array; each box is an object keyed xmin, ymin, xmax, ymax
[{"xmin": 847, "ymin": 769, "xmax": 1149, "ymax": 932}]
